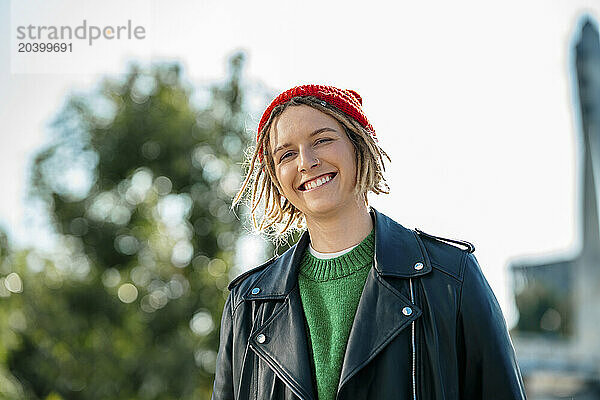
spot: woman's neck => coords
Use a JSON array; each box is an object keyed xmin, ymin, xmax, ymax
[{"xmin": 304, "ymin": 201, "xmax": 374, "ymax": 253}]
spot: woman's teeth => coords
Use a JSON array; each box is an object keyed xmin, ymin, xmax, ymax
[{"xmin": 304, "ymin": 174, "xmax": 333, "ymax": 191}]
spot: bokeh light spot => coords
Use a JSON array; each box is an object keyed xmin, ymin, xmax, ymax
[
  {"xmin": 115, "ymin": 235, "xmax": 139, "ymax": 255},
  {"xmin": 102, "ymin": 268, "xmax": 121, "ymax": 288},
  {"xmin": 118, "ymin": 283, "xmax": 138, "ymax": 303},
  {"xmin": 5, "ymin": 273, "xmax": 23, "ymax": 293},
  {"xmin": 149, "ymin": 289, "xmax": 168, "ymax": 309},
  {"xmin": 194, "ymin": 349, "xmax": 217, "ymax": 373},
  {"xmin": 142, "ymin": 140, "xmax": 161, "ymax": 160},
  {"xmin": 171, "ymin": 240, "xmax": 193, "ymax": 267},
  {"xmin": 190, "ymin": 311, "xmax": 214, "ymax": 336},
  {"xmin": 154, "ymin": 176, "xmax": 172, "ymax": 195},
  {"xmin": 207, "ymin": 258, "xmax": 226, "ymax": 277},
  {"xmin": 130, "ymin": 266, "xmax": 151, "ymax": 287},
  {"xmin": 8, "ymin": 310, "xmax": 27, "ymax": 331}
]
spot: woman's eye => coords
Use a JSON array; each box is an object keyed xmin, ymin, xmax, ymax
[{"xmin": 279, "ymin": 139, "xmax": 330, "ymax": 162}]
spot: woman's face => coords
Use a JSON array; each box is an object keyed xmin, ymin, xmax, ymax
[{"xmin": 268, "ymin": 104, "xmax": 361, "ymax": 220}]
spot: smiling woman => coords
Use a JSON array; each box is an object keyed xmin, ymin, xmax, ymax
[
  {"xmin": 231, "ymin": 86, "xmax": 391, "ymax": 242},
  {"xmin": 217, "ymin": 84, "xmax": 527, "ymax": 400},
  {"xmin": 266, "ymin": 104, "xmax": 380, "ymax": 243}
]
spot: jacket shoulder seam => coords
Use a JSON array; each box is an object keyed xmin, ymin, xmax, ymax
[
  {"xmin": 414, "ymin": 228, "xmax": 475, "ymax": 253},
  {"xmin": 454, "ymin": 251, "xmax": 469, "ymax": 343},
  {"xmin": 456, "ymin": 251, "xmax": 469, "ymax": 316},
  {"xmin": 227, "ymin": 256, "xmax": 277, "ymax": 291},
  {"xmin": 228, "ymin": 289, "xmax": 234, "ymax": 317},
  {"xmin": 230, "ymin": 285, "xmax": 243, "ymax": 315},
  {"xmin": 228, "ymin": 257, "xmax": 278, "ymax": 314}
]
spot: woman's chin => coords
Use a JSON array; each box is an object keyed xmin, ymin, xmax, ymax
[{"xmin": 301, "ymin": 199, "xmax": 346, "ymax": 217}]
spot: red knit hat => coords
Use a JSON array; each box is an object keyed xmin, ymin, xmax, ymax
[{"xmin": 256, "ymin": 84, "xmax": 376, "ymax": 164}]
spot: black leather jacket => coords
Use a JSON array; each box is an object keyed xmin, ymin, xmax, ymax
[{"xmin": 212, "ymin": 207, "xmax": 527, "ymax": 399}]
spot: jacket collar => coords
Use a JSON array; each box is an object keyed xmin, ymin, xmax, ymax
[{"xmin": 242, "ymin": 206, "xmax": 432, "ymax": 301}]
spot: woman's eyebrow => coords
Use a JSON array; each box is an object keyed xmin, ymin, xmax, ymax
[{"xmin": 273, "ymin": 127, "xmax": 337, "ymax": 156}]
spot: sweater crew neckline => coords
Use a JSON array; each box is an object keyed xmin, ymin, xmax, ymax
[
  {"xmin": 299, "ymin": 228, "xmax": 375, "ymax": 282},
  {"xmin": 308, "ymin": 242, "xmax": 359, "ymax": 259}
]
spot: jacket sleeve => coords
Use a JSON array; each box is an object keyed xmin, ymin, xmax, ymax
[
  {"xmin": 211, "ymin": 291, "xmax": 235, "ymax": 400},
  {"xmin": 457, "ymin": 252, "xmax": 527, "ymax": 399}
]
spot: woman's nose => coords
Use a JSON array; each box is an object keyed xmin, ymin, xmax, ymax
[{"xmin": 298, "ymin": 148, "xmax": 319, "ymax": 172}]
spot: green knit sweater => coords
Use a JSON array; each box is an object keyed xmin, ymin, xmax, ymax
[{"xmin": 297, "ymin": 227, "xmax": 375, "ymax": 400}]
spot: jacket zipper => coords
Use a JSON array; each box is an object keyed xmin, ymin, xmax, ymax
[
  {"xmin": 410, "ymin": 278, "xmax": 416, "ymax": 400},
  {"xmin": 374, "ymin": 257, "xmax": 417, "ymax": 400}
]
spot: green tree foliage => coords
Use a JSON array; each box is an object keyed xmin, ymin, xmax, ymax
[{"xmin": 5, "ymin": 53, "xmax": 257, "ymax": 399}]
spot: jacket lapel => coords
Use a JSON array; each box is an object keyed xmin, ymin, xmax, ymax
[
  {"xmin": 338, "ymin": 207, "xmax": 432, "ymax": 391},
  {"xmin": 338, "ymin": 268, "xmax": 421, "ymax": 390},
  {"xmin": 249, "ymin": 286, "xmax": 316, "ymax": 400}
]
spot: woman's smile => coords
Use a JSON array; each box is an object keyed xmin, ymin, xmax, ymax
[{"xmin": 299, "ymin": 172, "xmax": 337, "ymax": 192}]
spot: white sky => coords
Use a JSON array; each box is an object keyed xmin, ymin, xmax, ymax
[{"xmin": 1, "ymin": 0, "xmax": 600, "ymax": 326}]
